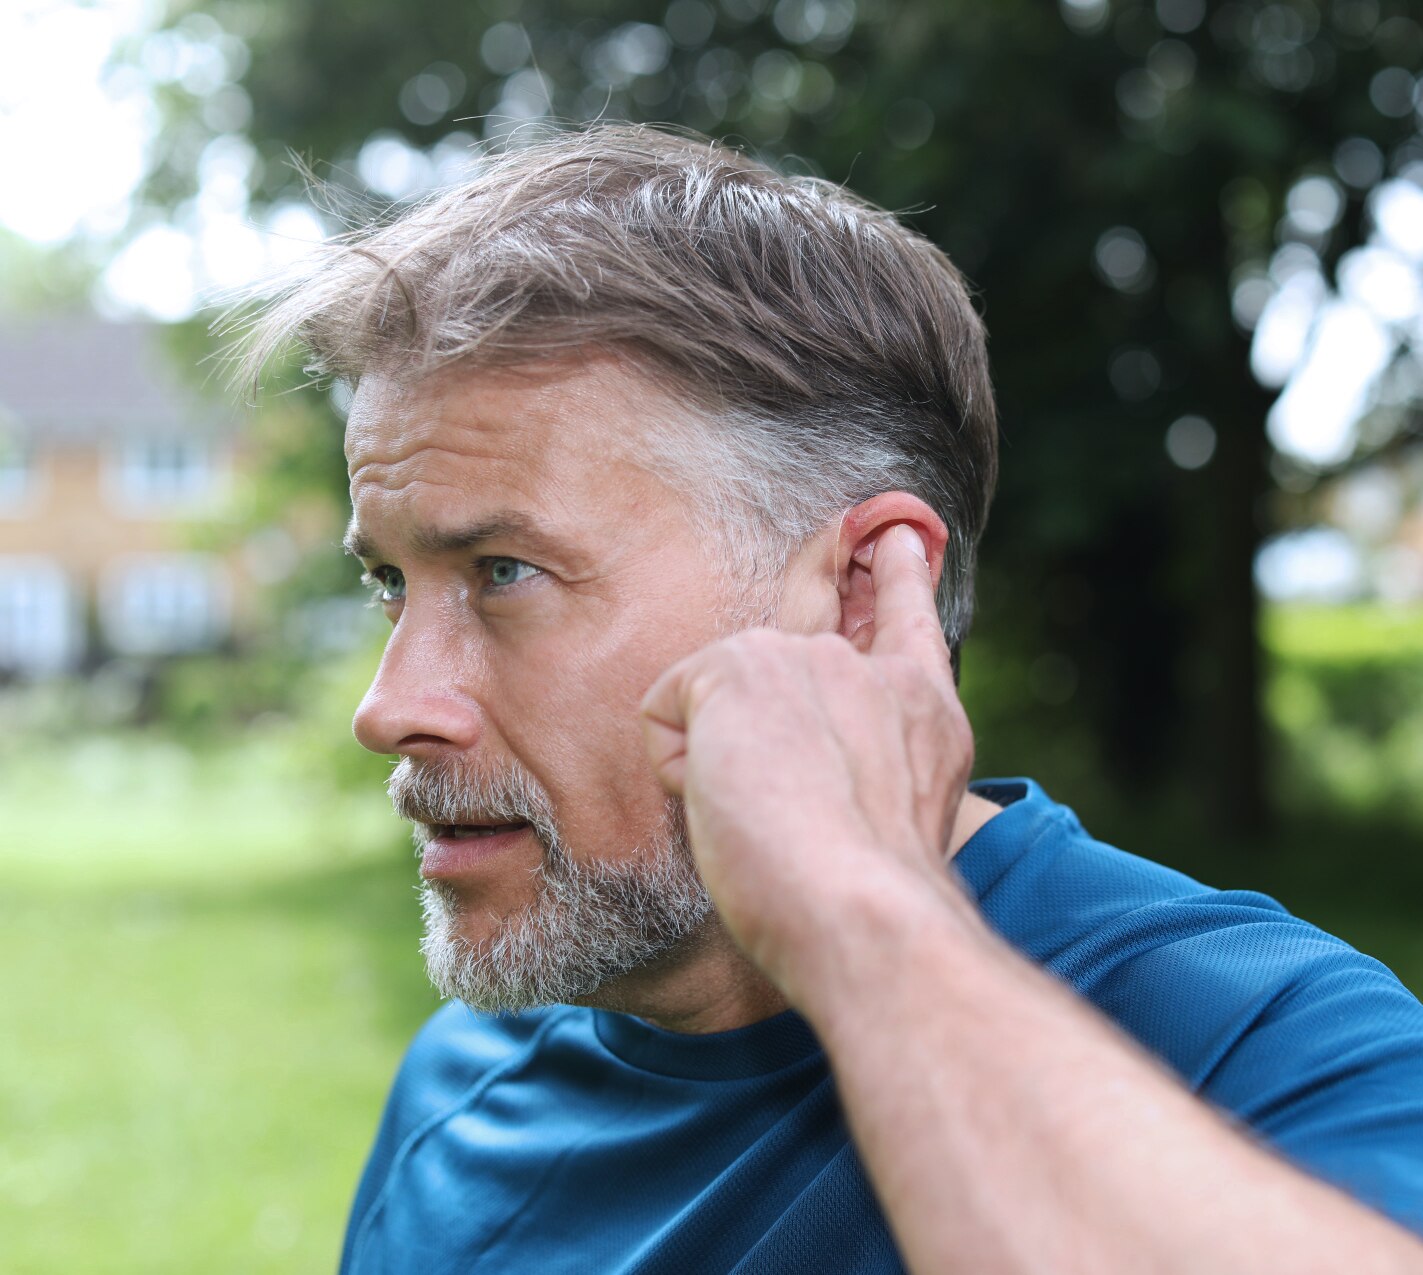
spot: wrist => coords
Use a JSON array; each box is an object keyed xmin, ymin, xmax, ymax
[{"xmin": 770, "ymin": 857, "xmax": 996, "ymax": 1034}]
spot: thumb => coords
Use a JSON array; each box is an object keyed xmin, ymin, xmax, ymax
[{"xmin": 638, "ymin": 659, "xmax": 693, "ymax": 796}]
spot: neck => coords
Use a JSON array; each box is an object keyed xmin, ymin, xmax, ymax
[
  {"xmin": 948, "ymin": 790, "xmax": 1002, "ymax": 860},
  {"xmin": 578, "ymin": 915, "xmax": 787, "ymax": 1034},
  {"xmin": 587, "ymin": 790, "xmax": 1004, "ymax": 1035}
]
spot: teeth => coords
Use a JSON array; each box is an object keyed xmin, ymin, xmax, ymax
[{"xmin": 444, "ymin": 823, "xmax": 525, "ymax": 837}]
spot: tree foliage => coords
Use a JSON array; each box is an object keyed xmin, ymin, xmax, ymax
[{"xmin": 139, "ymin": 0, "xmax": 1423, "ymax": 831}]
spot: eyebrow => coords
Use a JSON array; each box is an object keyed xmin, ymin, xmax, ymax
[{"xmin": 342, "ymin": 511, "xmax": 565, "ymax": 563}]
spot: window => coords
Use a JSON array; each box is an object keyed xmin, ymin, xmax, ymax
[
  {"xmin": 107, "ymin": 436, "xmax": 220, "ymax": 510},
  {"xmin": 0, "ymin": 433, "xmax": 34, "ymax": 511},
  {"xmin": 0, "ymin": 556, "xmax": 82, "ymax": 674},
  {"xmin": 100, "ymin": 554, "xmax": 230, "ymax": 655}
]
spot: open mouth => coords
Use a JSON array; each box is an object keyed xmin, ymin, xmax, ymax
[
  {"xmin": 416, "ymin": 819, "xmax": 536, "ymax": 880},
  {"xmin": 435, "ymin": 822, "xmax": 530, "ymax": 839}
]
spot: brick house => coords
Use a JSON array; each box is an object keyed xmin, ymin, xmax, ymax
[{"xmin": 0, "ymin": 318, "xmax": 247, "ymax": 676}]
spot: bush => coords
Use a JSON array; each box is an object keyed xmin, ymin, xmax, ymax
[{"xmin": 1265, "ymin": 604, "xmax": 1423, "ymax": 824}]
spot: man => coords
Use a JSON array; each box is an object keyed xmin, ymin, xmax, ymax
[{"xmin": 247, "ymin": 125, "xmax": 1423, "ymax": 1273}]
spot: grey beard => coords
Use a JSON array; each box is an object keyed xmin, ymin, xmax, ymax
[{"xmin": 389, "ymin": 755, "xmax": 713, "ymax": 1013}]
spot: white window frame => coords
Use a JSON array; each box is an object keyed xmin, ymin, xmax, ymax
[
  {"xmin": 100, "ymin": 553, "xmax": 232, "ymax": 656},
  {"xmin": 103, "ymin": 435, "xmax": 228, "ymax": 515},
  {"xmin": 0, "ymin": 555, "xmax": 82, "ymax": 674},
  {"xmin": 0, "ymin": 431, "xmax": 40, "ymax": 517}
]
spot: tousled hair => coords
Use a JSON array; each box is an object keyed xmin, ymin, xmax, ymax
[{"xmin": 238, "ymin": 122, "xmax": 998, "ymax": 654}]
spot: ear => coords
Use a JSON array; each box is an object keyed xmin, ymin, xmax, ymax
[{"xmin": 836, "ymin": 493, "xmax": 949, "ymax": 653}]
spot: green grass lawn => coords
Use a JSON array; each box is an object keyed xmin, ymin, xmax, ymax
[
  {"xmin": 0, "ymin": 732, "xmax": 439, "ymax": 1275},
  {"xmin": 4, "ymin": 603, "xmax": 1422, "ymax": 1273}
]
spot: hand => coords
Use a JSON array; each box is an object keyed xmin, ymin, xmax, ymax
[{"xmin": 639, "ymin": 524, "xmax": 976, "ymax": 997}]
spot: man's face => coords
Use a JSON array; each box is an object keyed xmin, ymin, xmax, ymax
[{"xmin": 344, "ymin": 356, "xmax": 747, "ymax": 1009}]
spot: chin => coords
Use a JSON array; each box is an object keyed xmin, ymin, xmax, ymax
[{"xmin": 416, "ymin": 836, "xmax": 714, "ymax": 1013}]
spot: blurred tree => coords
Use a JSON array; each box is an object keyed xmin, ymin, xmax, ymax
[
  {"xmin": 0, "ymin": 228, "xmax": 96, "ymax": 315},
  {"xmin": 138, "ymin": 0, "xmax": 1423, "ymax": 834}
]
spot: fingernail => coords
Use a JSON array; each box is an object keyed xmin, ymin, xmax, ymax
[{"xmin": 894, "ymin": 524, "xmax": 927, "ymax": 562}]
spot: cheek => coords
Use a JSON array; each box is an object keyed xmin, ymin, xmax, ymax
[{"xmin": 490, "ymin": 604, "xmax": 714, "ymax": 854}]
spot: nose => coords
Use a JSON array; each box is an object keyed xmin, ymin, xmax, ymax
[{"xmin": 352, "ymin": 621, "xmax": 485, "ymax": 756}]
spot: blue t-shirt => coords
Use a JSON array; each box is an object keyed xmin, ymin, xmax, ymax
[{"xmin": 340, "ymin": 780, "xmax": 1423, "ymax": 1273}]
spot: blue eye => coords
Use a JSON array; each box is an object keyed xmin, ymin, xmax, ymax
[
  {"xmin": 487, "ymin": 558, "xmax": 539, "ymax": 589},
  {"xmin": 364, "ymin": 566, "xmax": 406, "ymax": 605}
]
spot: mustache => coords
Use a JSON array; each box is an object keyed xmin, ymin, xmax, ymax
[{"xmin": 387, "ymin": 755, "xmax": 559, "ymax": 846}]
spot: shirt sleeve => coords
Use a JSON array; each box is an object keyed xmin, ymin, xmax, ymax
[
  {"xmin": 1202, "ymin": 940, "xmax": 1423, "ymax": 1238},
  {"xmin": 1065, "ymin": 895, "xmax": 1423, "ymax": 1240}
]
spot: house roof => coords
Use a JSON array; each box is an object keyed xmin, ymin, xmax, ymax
[{"xmin": 0, "ymin": 317, "xmax": 238, "ymax": 441}]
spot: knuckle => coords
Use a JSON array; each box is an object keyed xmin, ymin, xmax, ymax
[
  {"xmin": 728, "ymin": 627, "xmax": 782, "ymax": 663},
  {"xmin": 903, "ymin": 610, "xmax": 949, "ymax": 645},
  {"xmin": 885, "ymin": 654, "xmax": 928, "ymax": 692},
  {"xmin": 710, "ymin": 627, "xmax": 794, "ymax": 686},
  {"xmin": 685, "ymin": 661, "xmax": 730, "ymax": 712}
]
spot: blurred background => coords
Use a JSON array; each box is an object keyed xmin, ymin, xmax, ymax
[{"xmin": 3, "ymin": 0, "xmax": 1422, "ymax": 1269}]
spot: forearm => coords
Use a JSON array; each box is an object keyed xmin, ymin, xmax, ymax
[{"xmin": 790, "ymin": 871, "xmax": 1423, "ymax": 1275}]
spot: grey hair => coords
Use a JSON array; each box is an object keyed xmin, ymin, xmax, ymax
[
  {"xmin": 389, "ymin": 752, "xmax": 712, "ymax": 1012},
  {"xmin": 234, "ymin": 122, "xmax": 998, "ymax": 653}
]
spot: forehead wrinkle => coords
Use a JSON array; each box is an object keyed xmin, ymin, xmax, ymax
[
  {"xmin": 342, "ymin": 368, "xmax": 666, "ymax": 569},
  {"xmin": 346, "ymin": 440, "xmax": 520, "ymax": 483}
]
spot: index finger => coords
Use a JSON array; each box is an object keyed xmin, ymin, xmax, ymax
[{"xmin": 868, "ymin": 523, "xmax": 952, "ymax": 671}]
